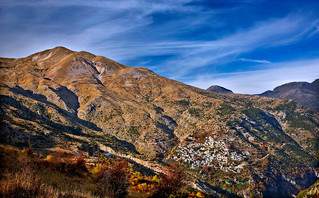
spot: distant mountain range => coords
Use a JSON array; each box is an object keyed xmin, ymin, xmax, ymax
[
  {"xmin": 259, "ymin": 79, "xmax": 319, "ymax": 111},
  {"xmin": 207, "ymin": 80, "xmax": 319, "ymax": 111},
  {"xmin": 1, "ymin": 47, "xmax": 318, "ymax": 197}
]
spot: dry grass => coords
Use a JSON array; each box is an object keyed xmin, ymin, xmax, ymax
[
  {"xmin": 0, "ymin": 145, "xmax": 98, "ymax": 198},
  {"xmin": 0, "ymin": 160, "xmax": 98, "ymax": 198},
  {"xmin": 0, "ymin": 165, "xmax": 58, "ymax": 198}
]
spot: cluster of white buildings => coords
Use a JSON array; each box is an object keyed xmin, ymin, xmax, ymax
[{"xmin": 172, "ymin": 136, "xmax": 249, "ymax": 173}]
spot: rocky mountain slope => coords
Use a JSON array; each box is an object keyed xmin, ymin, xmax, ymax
[
  {"xmin": 206, "ymin": 85, "xmax": 233, "ymax": 94},
  {"xmin": 0, "ymin": 47, "xmax": 318, "ymax": 197},
  {"xmin": 260, "ymin": 79, "xmax": 319, "ymax": 111}
]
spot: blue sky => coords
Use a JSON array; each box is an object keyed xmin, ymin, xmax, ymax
[{"xmin": 1, "ymin": 0, "xmax": 319, "ymax": 94}]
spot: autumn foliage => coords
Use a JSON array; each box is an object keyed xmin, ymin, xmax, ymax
[
  {"xmin": 152, "ymin": 164, "xmax": 187, "ymax": 197},
  {"xmin": 97, "ymin": 160, "xmax": 129, "ymax": 198},
  {"xmin": 0, "ymin": 144, "xmax": 205, "ymax": 198}
]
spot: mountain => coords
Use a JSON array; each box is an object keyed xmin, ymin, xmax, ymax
[
  {"xmin": 206, "ymin": 85, "xmax": 233, "ymax": 94},
  {"xmin": 260, "ymin": 80, "xmax": 319, "ymax": 111},
  {"xmin": 1, "ymin": 47, "xmax": 318, "ymax": 197}
]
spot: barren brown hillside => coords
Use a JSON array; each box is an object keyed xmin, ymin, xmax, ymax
[{"xmin": 0, "ymin": 47, "xmax": 318, "ymax": 197}]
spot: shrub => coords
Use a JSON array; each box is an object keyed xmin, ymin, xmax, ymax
[
  {"xmin": 94, "ymin": 164, "xmax": 108, "ymax": 179},
  {"xmin": 46, "ymin": 155, "xmax": 55, "ymax": 162},
  {"xmin": 152, "ymin": 175, "xmax": 160, "ymax": 183},
  {"xmin": 74, "ymin": 151, "xmax": 86, "ymax": 168},
  {"xmin": 97, "ymin": 160, "xmax": 129, "ymax": 198},
  {"xmin": 21, "ymin": 141, "xmax": 34, "ymax": 157},
  {"xmin": 152, "ymin": 164, "xmax": 186, "ymax": 197},
  {"xmin": 42, "ymin": 151, "xmax": 87, "ymax": 173}
]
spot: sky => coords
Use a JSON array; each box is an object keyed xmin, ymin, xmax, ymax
[{"xmin": 1, "ymin": 0, "xmax": 319, "ymax": 94}]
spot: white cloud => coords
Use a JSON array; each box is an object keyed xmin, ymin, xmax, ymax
[
  {"xmin": 188, "ymin": 58, "xmax": 319, "ymax": 94},
  {"xmin": 239, "ymin": 58, "xmax": 271, "ymax": 64}
]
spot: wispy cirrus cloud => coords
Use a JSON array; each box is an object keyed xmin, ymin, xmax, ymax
[
  {"xmin": 68, "ymin": 13, "xmax": 317, "ymax": 75},
  {"xmin": 127, "ymin": 14, "xmax": 318, "ymax": 78},
  {"xmin": 0, "ymin": 0, "xmax": 196, "ymax": 58},
  {"xmin": 1, "ymin": 1, "xmax": 317, "ymax": 63},
  {"xmin": 239, "ymin": 58, "xmax": 271, "ymax": 64},
  {"xmin": 0, "ymin": 0, "xmax": 194, "ymax": 12}
]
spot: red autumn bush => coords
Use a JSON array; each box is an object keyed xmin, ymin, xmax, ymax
[
  {"xmin": 40, "ymin": 151, "xmax": 87, "ymax": 174},
  {"xmin": 73, "ymin": 151, "xmax": 86, "ymax": 168},
  {"xmin": 97, "ymin": 160, "xmax": 129, "ymax": 198},
  {"xmin": 152, "ymin": 164, "xmax": 187, "ymax": 197}
]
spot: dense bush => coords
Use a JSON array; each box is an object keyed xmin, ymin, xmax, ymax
[
  {"xmin": 97, "ymin": 160, "xmax": 129, "ymax": 198},
  {"xmin": 39, "ymin": 150, "xmax": 87, "ymax": 174},
  {"xmin": 152, "ymin": 164, "xmax": 186, "ymax": 197}
]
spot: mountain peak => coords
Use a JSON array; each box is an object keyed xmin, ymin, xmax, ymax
[
  {"xmin": 22, "ymin": 46, "xmax": 131, "ymax": 80},
  {"xmin": 206, "ymin": 85, "xmax": 233, "ymax": 94},
  {"xmin": 46, "ymin": 46, "xmax": 74, "ymax": 55},
  {"xmin": 52, "ymin": 46, "xmax": 71, "ymax": 51}
]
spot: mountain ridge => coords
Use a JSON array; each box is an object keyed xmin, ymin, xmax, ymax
[
  {"xmin": 1, "ymin": 47, "xmax": 318, "ymax": 197},
  {"xmin": 259, "ymin": 79, "xmax": 319, "ymax": 111}
]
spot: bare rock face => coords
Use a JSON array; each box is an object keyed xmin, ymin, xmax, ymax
[
  {"xmin": 0, "ymin": 47, "xmax": 318, "ymax": 197},
  {"xmin": 260, "ymin": 80, "xmax": 319, "ymax": 111}
]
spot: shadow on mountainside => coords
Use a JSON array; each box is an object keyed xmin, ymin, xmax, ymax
[
  {"xmin": 0, "ymin": 95, "xmax": 85, "ymax": 135},
  {"xmin": 0, "ymin": 118, "xmax": 54, "ymax": 149},
  {"xmin": 8, "ymin": 86, "xmax": 102, "ymax": 132},
  {"xmin": 2, "ymin": 86, "xmax": 141, "ymax": 156},
  {"xmin": 48, "ymin": 86, "xmax": 80, "ymax": 114}
]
